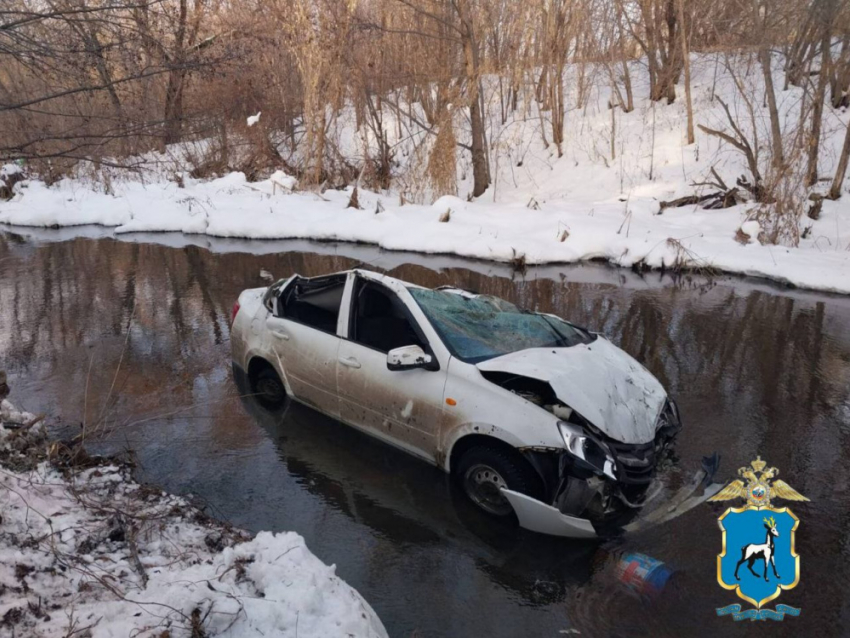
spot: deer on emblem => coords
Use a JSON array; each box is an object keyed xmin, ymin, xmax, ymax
[{"xmin": 734, "ymin": 516, "xmax": 780, "ymax": 582}]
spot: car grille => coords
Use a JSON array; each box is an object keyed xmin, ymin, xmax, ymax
[
  {"xmin": 606, "ymin": 401, "xmax": 679, "ymax": 485},
  {"xmin": 608, "ymin": 439, "xmax": 657, "ymax": 485}
]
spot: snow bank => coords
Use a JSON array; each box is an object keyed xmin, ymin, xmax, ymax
[
  {"xmin": 0, "ymin": 402, "xmax": 387, "ymax": 638},
  {"xmin": 0, "ymin": 399, "xmax": 35, "ymax": 430},
  {"xmin": 1, "ymin": 163, "xmax": 22, "ymax": 179},
  {"xmin": 2, "ymin": 171, "xmax": 847, "ymax": 294}
]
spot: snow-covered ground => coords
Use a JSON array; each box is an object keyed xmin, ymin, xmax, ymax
[
  {"xmin": 1, "ymin": 52, "xmax": 849, "ymax": 294},
  {"xmin": 0, "ymin": 400, "xmax": 387, "ymax": 638}
]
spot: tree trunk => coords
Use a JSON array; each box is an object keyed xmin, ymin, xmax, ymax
[
  {"xmin": 806, "ymin": 32, "xmax": 830, "ymax": 187},
  {"xmin": 622, "ymin": 59, "xmax": 634, "ymax": 112},
  {"xmin": 536, "ymin": 66, "xmax": 549, "ymax": 105},
  {"xmin": 551, "ymin": 63, "xmax": 565, "ymax": 157},
  {"xmin": 647, "ymin": 54, "xmax": 661, "ymax": 101},
  {"xmin": 457, "ymin": 1, "xmax": 489, "ymax": 198},
  {"xmin": 607, "ymin": 62, "xmax": 626, "ymax": 109},
  {"xmin": 677, "ymin": 0, "xmax": 693, "ymax": 144},
  {"xmin": 759, "ymin": 47, "xmax": 784, "ymax": 167},
  {"xmin": 831, "ymin": 36, "xmax": 850, "ymax": 109},
  {"xmin": 163, "ymin": 0, "xmax": 188, "ymax": 148},
  {"xmin": 662, "ymin": 0, "xmax": 678, "ymax": 104},
  {"xmin": 611, "ymin": 102, "xmax": 616, "ymax": 161},
  {"xmin": 614, "ymin": 2, "xmax": 634, "ymax": 112},
  {"xmin": 498, "ymin": 76, "xmax": 508, "ymax": 125},
  {"xmin": 163, "ymin": 68, "xmax": 187, "ymax": 146},
  {"xmin": 828, "ymin": 119, "xmax": 850, "ymax": 199},
  {"xmin": 786, "ymin": 16, "xmax": 815, "ymax": 88},
  {"xmin": 469, "ymin": 88, "xmax": 489, "ymax": 197},
  {"xmin": 643, "ymin": 1, "xmax": 661, "ymax": 101},
  {"xmin": 72, "ymin": 20, "xmax": 126, "ymax": 152}
]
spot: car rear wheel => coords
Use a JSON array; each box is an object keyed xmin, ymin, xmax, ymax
[
  {"xmin": 456, "ymin": 445, "xmax": 543, "ymax": 517},
  {"xmin": 251, "ymin": 366, "xmax": 286, "ymax": 408}
]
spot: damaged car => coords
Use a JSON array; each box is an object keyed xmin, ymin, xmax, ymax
[{"xmin": 231, "ymin": 269, "xmax": 712, "ymax": 538}]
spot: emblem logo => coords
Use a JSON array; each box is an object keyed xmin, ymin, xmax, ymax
[{"xmin": 709, "ymin": 456, "xmax": 808, "ymax": 621}]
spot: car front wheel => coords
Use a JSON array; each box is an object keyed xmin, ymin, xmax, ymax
[
  {"xmin": 251, "ymin": 366, "xmax": 286, "ymax": 408},
  {"xmin": 456, "ymin": 444, "xmax": 543, "ymax": 517}
]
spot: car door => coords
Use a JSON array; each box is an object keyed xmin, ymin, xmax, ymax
[
  {"xmin": 267, "ymin": 275, "xmax": 345, "ymax": 417},
  {"xmin": 336, "ymin": 276, "xmax": 448, "ymax": 463}
]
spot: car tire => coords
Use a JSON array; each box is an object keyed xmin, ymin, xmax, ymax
[
  {"xmin": 456, "ymin": 444, "xmax": 543, "ymax": 517},
  {"xmin": 252, "ymin": 366, "xmax": 286, "ymax": 408}
]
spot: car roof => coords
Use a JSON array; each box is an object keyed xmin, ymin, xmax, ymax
[
  {"xmin": 288, "ymin": 268, "xmax": 413, "ymax": 288},
  {"xmin": 288, "ymin": 268, "xmax": 474, "ymax": 296}
]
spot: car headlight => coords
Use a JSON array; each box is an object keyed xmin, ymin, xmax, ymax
[
  {"xmin": 558, "ymin": 421, "xmax": 617, "ymax": 480},
  {"xmin": 655, "ymin": 399, "xmax": 682, "ymax": 433}
]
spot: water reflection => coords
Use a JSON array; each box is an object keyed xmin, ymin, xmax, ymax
[
  {"xmin": 233, "ymin": 369, "xmax": 599, "ymax": 597},
  {"xmin": 1, "ymin": 229, "xmax": 850, "ymax": 636}
]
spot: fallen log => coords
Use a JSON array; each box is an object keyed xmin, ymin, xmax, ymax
[{"xmin": 659, "ymin": 187, "xmax": 742, "ymax": 212}]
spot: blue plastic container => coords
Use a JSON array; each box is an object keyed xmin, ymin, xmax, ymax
[{"xmin": 615, "ymin": 552, "xmax": 673, "ymax": 600}]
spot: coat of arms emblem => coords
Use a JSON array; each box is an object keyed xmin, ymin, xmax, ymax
[{"xmin": 709, "ymin": 456, "xmax": 808, "ymax": 621}]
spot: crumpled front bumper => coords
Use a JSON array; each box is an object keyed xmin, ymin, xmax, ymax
[
  {"xmin": 502, "ymin": 454, "xmax": 723, "ymax": 539},
  {"xmin": 502, "ymin": 489, "xmax": 598, "ymax": 538}
]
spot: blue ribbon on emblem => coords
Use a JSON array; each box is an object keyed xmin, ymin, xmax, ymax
[{"xmin": 716, "ymin": 604, "xmax": 801, "ymax": 621}]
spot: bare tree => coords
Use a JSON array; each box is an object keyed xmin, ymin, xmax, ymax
[
  {"xmin": 805, "ymin": 0, "xmax": 835, "ymax": 186},
  {"xmin": 829, "ymin": 121, "xmax": 850, "ymax": 200},
  {"xmin": 0, "ymin": 0, "xmax": 220, "ymax": 166},
  {"xmin": 752, "ymin": 0, "xmax": 785, "ymax": 167},
  {"xmin": 677, "ymin": 0, "xmax": 694, "ymax": 143}
]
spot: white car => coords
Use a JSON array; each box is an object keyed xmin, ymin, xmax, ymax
[{"xmin": 230, "ymin": 269, "xmax": 686, "ymax": 537}]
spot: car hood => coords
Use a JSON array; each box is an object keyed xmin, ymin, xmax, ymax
[{"xmin": 476, "ymin": 337, "xmax": 666, "ymax": 444}]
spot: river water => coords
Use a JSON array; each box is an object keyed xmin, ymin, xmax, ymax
[{"xmin": 1, "ymin": 227, "xmax": 849, "ymax": 637}]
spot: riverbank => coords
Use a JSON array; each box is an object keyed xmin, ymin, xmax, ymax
[
  {"xmin": 1, "ymin": 171, "xmax": 848, "ymax": 295},
  {"xmin": 0, "ymin": 399, "xmax": 387, "ymax": 638}
]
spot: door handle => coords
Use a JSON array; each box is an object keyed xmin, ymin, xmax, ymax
[
  {"xmin": 271, "ymin": 330, "xmax": 290, "ymax": 341},
  {"xmin": 338, "ymin": 356, "xmax": 361, "ymax": 369}
]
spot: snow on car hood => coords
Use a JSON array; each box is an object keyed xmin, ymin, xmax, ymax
[{"xmin": 476, "ymin": 337, "xmax": 667, "ymax": 444}]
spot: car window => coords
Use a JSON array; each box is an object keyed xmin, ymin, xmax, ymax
[
  {"xmin": 350, "ymin": 281, "xmax": 426, "ymax": 353},
  {"xmin": 278, "ymin": 275, "xmax": 345, "ymax": 334}
]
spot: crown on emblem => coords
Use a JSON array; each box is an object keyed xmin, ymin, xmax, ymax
[{"xmin": 708, "ymin": 455, "xmax": 809, "ymax": 506}]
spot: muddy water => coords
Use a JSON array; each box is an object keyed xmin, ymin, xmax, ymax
[{"xmin": 1, "ymin": 227, "xmax": 849, "ymax": 637}]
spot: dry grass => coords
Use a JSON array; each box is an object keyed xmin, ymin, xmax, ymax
[
  {"xmin": 734, "ymin": 227, "xmax": 750, "ymax": 245},
  {"xmin": 509, "ymin": 248, "xmax": 527, "ymax": 274},
  {"xmin": 664, "ymin": 238, "xmax": 718, "ymax": 276},
  {"xmin": 753, "ymin": 160, "xmax": 807, "ymax": 247}
]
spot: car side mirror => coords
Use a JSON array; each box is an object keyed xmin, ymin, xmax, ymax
[{"xmin": 387, "ymin": 345, "xmax": 437, "ymax": 371}]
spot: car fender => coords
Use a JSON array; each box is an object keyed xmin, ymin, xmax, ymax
[
  {"xmin": 441, "ymin": 422, "xmax": 548, "ymax": 473},
  {"xmin": 245, "ymin": 347, "xmax": 294, "ymax": 396},
  {"xmin": 440, "ymin": 358, "xmax": 565, "ymax": 472}
]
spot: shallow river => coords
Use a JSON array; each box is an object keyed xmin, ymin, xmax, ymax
[{"xmin": 2, "ymin": 227, "xmax": 849, "ymax": 637}]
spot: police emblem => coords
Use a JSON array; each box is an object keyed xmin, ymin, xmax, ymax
[{"xmin": 709, "ymin": 456, "xmax": 808, "ymax": 621}]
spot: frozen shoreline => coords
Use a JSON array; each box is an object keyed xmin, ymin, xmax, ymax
[
  {"xmin": 0, "ymin": 399, "xmax": 387, "ymax": 638},
  {"xmin": 2, "ymin": 171, "xmax": 848, "ymax": 295}
]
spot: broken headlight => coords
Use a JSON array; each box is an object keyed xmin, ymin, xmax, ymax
[
  {"xmin": 558, "ymin": 421, "xmax": 617, "ymax": 480},
  {"xmin": 655, "ymin": 399, "xmax": 682, "ymax": 434}
]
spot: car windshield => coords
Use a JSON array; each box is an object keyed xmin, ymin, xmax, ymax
[{"xmin": 408, "ymin": 288, "xmax": 594, "ymax": 363}]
